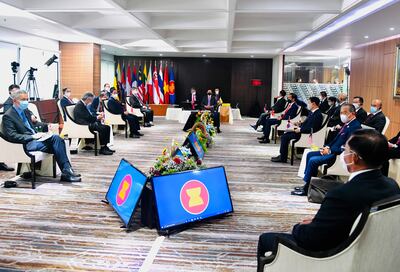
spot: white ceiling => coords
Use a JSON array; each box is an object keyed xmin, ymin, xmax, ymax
[{"xmin": 0, "ymin": 0, "xmax": 399, "ymax": 58}]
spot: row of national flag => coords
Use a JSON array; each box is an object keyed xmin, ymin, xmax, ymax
[{"xmin": 113, "ymin": 61, "xmax": 175, "ymax": 105}]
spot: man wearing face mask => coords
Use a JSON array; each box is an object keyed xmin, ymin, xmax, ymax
[
  {"xmin": 60, "ymin": 87, "xmax": 75, "ymax": 121},
  {"xmin": 213, "ymin": 88, "xmax": 222, "ymax": 133},
  {"xmin": 325, "ymin": 96, "xmax": 337, "ymax": 117},
  {"xmin": 259, "ymin": 93, "xmax": 299, "ymax": 143},
  {"xmin": 73, "ymin": 92, "xmax": 113, "ymax": 155},
  {"xmin": 364, "ymin": 99, "xmax": 386, "ymax": 133},
  {"xmin": 201, "ymin": 89, "xmax": 216, "ymax": 111},
  {"xmin": 319, "ymin": 91, "xmax": 329, "ymax": 113},
  {"xmin": 1, "ymin": 89, "xmax": 81, "ymax": 182},
  {"xmin": 103, "ymin": 83, "xmax": 111, "ymax": 98},
  {"xmin": 292, "ymin": 103, "xmax": 362, "ymax": 196},
  {"xmin": 129, "ymin": 87, "xmax": 154, "ymax": 126},
  {"xmin": 271, "ymin": 97, "xmax": 323, "ymax": 163},
  {"xmin": 352, "ymin": 96, "xmax": 367, "ymax": 123},
  {"xmin": 257, "ymin": 130, "xmax": 400, "ymax": 270},
  {"xmin": 108, "ymin": 89, "xmax": 142, "ymax": 138}
]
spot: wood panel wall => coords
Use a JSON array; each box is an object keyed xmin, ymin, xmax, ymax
[
  {"xmin": 60, "ymin": 43, "xmax": 101, "ymax": 99},
  {"xmin": 114, "ymin": 56, "xmax": 273, "ymax": 116},
  {"xmin": 350, "ymin": 37, "xmax": 400, "ymax": 137}
]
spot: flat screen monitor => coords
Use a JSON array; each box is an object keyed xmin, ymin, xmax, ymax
[
  {"xmin": 185, "ymin": 131, "xmax": 205, "ymax": 159},
  {"xmin": 152, "ymin": 166, "xmax": 233, "ymax": 231},
  {"xmin": 106, "ymin": 159, "xmax": 147, "ymax": 227}
]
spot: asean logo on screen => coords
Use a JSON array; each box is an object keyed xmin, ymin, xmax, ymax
[
  {"xmin": 116, "ymin": 174, "xmax": 132, "ymax": 206},
  {"xmin": 180, "ymin": 180, "xmax": 209, "ymax": 215}
]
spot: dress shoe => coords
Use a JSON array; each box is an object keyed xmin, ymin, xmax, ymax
[
  {"xmin": 21, "ymin": 172, "xmax": 32, "ymax": 179},
  {"xmin": 99, "ymin": 147, "xmax": 113, "ymax": 155},
  {"xmin": 129, "ymin": 134, "xmax": 140, "ymax": 138},
  {"xmin": 0, "ymin": 163, "xmax": 14, "ymax": 172},
  {"xmin": 259, "ymin": 139, "xmax": 270, "ymax": 144},
  {"xmin": 105, "ymin": 146, "xmax": 116, "ymax": 153},
  {"xmin": 294, "ymin": 186, "xmax": 304, "ymax": 191},
  {"xmin": 291, "ymin": 189, "xmax": 307, "ymax": 196},
  {"xmin": 250, "ymin": 124, "xmax": 257, "ymax": 130},
  {"xmin": 271, "ymin": 156, "xmax": 287, "ymax": 163},
  {"xmin": 144, "ymin": 123, "xmax": 151, "ymax": 127},
  {"xmin": 62, "ymin": 167, "xmax": 81, "ymax": 177},
  {"xmin": 61, "ymin": 172, "xmax": 81, "ymax": 182},
  {"xmin": 82, "ymin": 146, "xmax": 93, "ymax": 151},
  {"xmin": 257, "ymin": 136, "xmax": 266, "ymax": 140},
  {"xmin": 135, "ymin": 132, "xmax": 144, "ymax": 136},
  {"xmin": 217, "ymin": 128, "xmax": 221, "ymax": 133}
]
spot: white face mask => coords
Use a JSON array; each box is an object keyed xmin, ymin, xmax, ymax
[
  {"xmin": 340, "ymin": 152, "xmax": 354, "ymax": 172},
  {"xmin": 353, "ymin": 103, "xmax": 360, "ymax": 110},
  {"xmin": 65, "ymin": 92, "xmax": 71, "ymax": 98},
  {"xmin": 112, "ymin": 94, "xmax": 118, "ymax": 99},
  {"xmin": 340, "ymin": 114, "xmax": 349, "ymax": 123}
]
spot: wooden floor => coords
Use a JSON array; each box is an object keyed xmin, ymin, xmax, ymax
[{"xmin": 0, "ymin": 117, "xmax": 319, "ymax": 272}]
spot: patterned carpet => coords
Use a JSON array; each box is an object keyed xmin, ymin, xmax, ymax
[{"xmin": 0, "ymin": 117, "xmax": 319, "ymax": 272}]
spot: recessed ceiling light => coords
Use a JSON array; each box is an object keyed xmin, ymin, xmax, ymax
[
  {"xmin": 390, "ymin": 27, "xmax": 395, "ymax": 31},
  {"xmin": 202, "ymin": 54, "xmax": 207, "ymax": 57},
  {"xmin": 159, "ymin": 53, "xmax": 163, "ymax": 56},
  {"xmin": 364, "ymin": 35, "xmax": 369, "ymax": 39},
  {"xmin": 250, "ymin": 55, "xmax": 254, "ymax": 58}
]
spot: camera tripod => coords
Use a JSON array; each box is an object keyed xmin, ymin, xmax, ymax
[{"xmin": 20, "ymin": 68, "xmax": 40, "ymax": 101}]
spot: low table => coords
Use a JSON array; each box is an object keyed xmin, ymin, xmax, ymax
[
  {"xmin": 166, "ymin": 108, "xmax": 182, "ymax": 121},
  {"xmin": 149, "ymin": 104, "xmax": 169, "ymax": 116}
]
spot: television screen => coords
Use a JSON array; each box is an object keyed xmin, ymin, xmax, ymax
[
  {"xmin": 186, "ymin": 132, "xmax": 205, "ymax": 159},
  {"xmin": 152, "ymin": 166, "xmax": 233, "ymax": 231},
  {"xmin": 106, "ymin": 159, "xmax": 147, "ymax": 227}
]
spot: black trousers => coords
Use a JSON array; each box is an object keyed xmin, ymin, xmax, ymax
[
  {"xmin": 256, "ymin": 112, "xmax": 269, "ymax": 128},
  {"xmin": 257, "ymin": 232, "xmax": 296, "ymax": 259},
  {"xmin": 122, "ymin": 114, "xmax": 140, "ymax": 134},
  {"xmin": 263, "ymin": 119, "xmax": 281, "ymax": 138},
  {"xmin": 141, "ymin": 109, "xmax": 154, "ymax": 123},
  {"xmin": 89, "ymin": 122, "xmax": 111, "ymax": 146},
  {"xmin": 213, "ymin": 111, "xmax": 220, "ymax": 129},
  {"xmin": 279, "ymin": 132, "xmax": 301, "ymax": 161},
  {"xmin": 382, "ymin": 147, "xmax": 400, "ymax": 176}
]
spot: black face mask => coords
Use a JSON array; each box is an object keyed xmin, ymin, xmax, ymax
[
  {"xmin": 287, "ymin": 99, "xmax": 292, "ymax": 103},
  {"xmin": 208, "ymin": 93, "xmax": 212, "ymax": 96}
]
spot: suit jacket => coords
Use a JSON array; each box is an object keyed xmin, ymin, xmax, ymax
[
  {"xmin": 300, "ymin": 109, "xmax": 323, "ymax": 134},
  {"xmin": 129, "ymin": 95, "xmax": 143, "ymax": 108},
  {"xmin": 325, "ymin": 105, "xmax": 336, "ymax": 117},
  {"xmin": 60, "ymin": 96, "xmax": 74, "ymax": 120},
  {"xmin": 107, "ymin": 97, "xmax": 124, "ymax": 115},
  {"xmin": 355, "ymin": 107, "xmax": 368, "ymax": 123},
  {"xmin": 364, "ymin": 111, "xmax": 386, "ymax": 133},
  {"xmin": 292, "ymin": 170, "xmax": 400, "ymax": 251},
  {"xmin": 73, "ymin": 100, "xmax": 97, "ymax": 125},
  {"xmin": 327, "ymin": 103, "xmax": 344, "ymax": 127},
  {"xmin": 2, "ymin": 97, "xmax": 13, "ymax": 113},
  {"xmin": 89, "ymin": 96, "xmax": 101, "ymax": 114},
  {"xmin": 272, "ymin": 97, "xmax": 287, "ymax": 113},
  {"xmin": 281, "ymin": 103, "xmax": 299, "ymax": 120},
  {"xmin": 327, "ymin": 119, "xmax": 362, "ymax": 154},
  {"xmin": 389, "ymin": 131, "xmax": 400, "ymax": 144},
  {"xmin": 1, "ymin": 107, "xmax": 37, "ymax": 144},
  {"xmin": 319, "ymin": 98, "xmax": 329, "ymax": 113},
  {"xmin": 201, "ymin": 95, "xmax": 216, "ymax": 110}
]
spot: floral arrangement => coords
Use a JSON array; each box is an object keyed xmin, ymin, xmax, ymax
[{"xmin": 148, "ymin": 140, "xmax": 204, "ymax": 177}]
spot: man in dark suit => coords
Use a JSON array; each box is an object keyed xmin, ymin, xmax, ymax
[
  {"xmin": 250, "ymin": 90, "xmax": 287, "ymax": 131},
  {"xmin": 0, "ymin": 84, "xmax": 21, "ymax": 171},
  {"xmin": 271, "ymin": 97, "xmax": 323, "ymax": 163},
  {"xmin": 259, "ymin": 93, "xmax": 298, "ymax": 143},
  {"xmin": 189, "ymin": 87, "xmax": 199, "ymax": 110},
  {"xmin": 293, "ymin": 103, "xmax": 362, "ymax": 196},
  {"xmin": 325, "ymin": 96, "xmax": 337, "ymax": 117},
  {"xmin": 364, "ymin": 99, "xmax": 386, "ymax": 133},
  {"xmin": 382, "ymin": 131, "xmax": 400, "ymax": 176},
  {"xmin": 103, "ymin": 83, "xmax": 111, "ymax": 98},
  {"xmin": 319, "ymin": 91, "xmax": 329, "ymax": 113},
  {"xmin": 108, "ymin": 89, "xmax": 142, "ymax": 138},
  {"xmin": 89, "ymin": 89, "xmax": 108, "ymax": 115},
  {"xmin": 353, "ymin": 96, "xmax": 368, "ymax": 123},
  {"xmin": 1, "ymin": 90, "xmax": 80, "ymax": 182},
  {"xmin": 257, "ymin": 129, "xmax": 400, "ymax": 270},
  {"xmin": 201, "ymin": 89, "xmax": 222, "ymax": 133},
  {"xmin": 73, "ymin": 92, "xmax": 113, "ymax": 155},
  {"xmin": 326, "ymin": 93, "xmax": 348, "ymax": 143},
  {"xmin": 60, "ymin": 87, "xmax": 75, "ymax": 121},
  {"xmin": 129, "ymin": 87, "xmax": 154, "ymax": 126},
  {"xmin": 213, "ymin": 88, "xmax": 222, "ymax": 133}
]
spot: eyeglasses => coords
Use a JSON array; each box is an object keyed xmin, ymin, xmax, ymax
[{"xmin": 340, "ymin": 145, "xmax": 363, "ymax": 159}]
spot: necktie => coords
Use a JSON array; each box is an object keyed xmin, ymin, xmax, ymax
[
  {"xmin": 207, "ymin": 96, "xmax": 211, "ymax": 106},
  {"xmin": 281, "ymin": 103, "xmax": 292, "ymax": 118},
  {"xmin": 20, "ymin": 111, "xmax": 35, "ymax": 134}
]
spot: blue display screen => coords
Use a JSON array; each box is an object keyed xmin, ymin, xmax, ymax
[
  {"xmin": 106, "ymin": 159, "xmax": 147, "ymax": 227},
  {"xmin": 152, "ymin": 166, "xmax": 233, "ymax": 230},
  {"xmin": 188, "ymin": 132, "xmax": 205, "ymax": 159}
]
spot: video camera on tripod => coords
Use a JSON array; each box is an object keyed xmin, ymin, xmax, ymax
[{"xmin": 20, "ymin": 66, "xmax": 40, "ymax": 101}]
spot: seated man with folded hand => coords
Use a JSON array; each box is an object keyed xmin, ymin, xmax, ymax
[
  {"xmin": 258, "ymin": 93, "xmax": 298, "ymax": 144},
  {"xmin": 292, "ymin": 103, "xmax": 362, "ymax": 196},
  {"xmin": 108, "ymin": 89, "xmax": 143, "ymax": 138},
  {"xmin": 1, "ymin": 90, "xmax": 81, "ymax": 182},
  {"xmin": 257, "ymin": 129, "xmax": 400, "ymax": 272},
  {"xmin": 73, "ymin": 92, "xmax": 113, "ymax": 156},
  {"xmin": 129, "ymin": 87, "xmax": 154, "ymax": 127},
  {"xmin": 271, "ymin": 97, "xmax": 323, "ymax": 163},
  {"xmin": 363, "ymin": 99, "xmax": 386, "ymax": 133}
]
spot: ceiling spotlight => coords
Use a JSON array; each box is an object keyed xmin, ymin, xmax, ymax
[
  {"xmin": 390, "ymin": 27, "xmax": 395, "ymax": 31},
  {"xmin": 250, "ymin": 55, "xmax": 254, "ymax": 58},
  {"xmin": 159, "ymin": 53, "xmax": 163, "ymax": 56},
  {"xmin": 202, "ymin": 54, "xmax": 207, "ymax": 57},
  {"xmin": 364, "ymin": 35, "xmax": 369, "ymax": 39}
]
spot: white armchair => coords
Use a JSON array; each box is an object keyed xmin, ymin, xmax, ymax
[
  {"xmin": 261, "ymin": 196, "xmax": 400, "ymax": 272},
  {"xmin": 289, "ymin": 114, "xmax": 329, "ymax": 165},
  {"xmin": 58, "ymin": 102, "xmax": 99, "ymax": 156},
  {"xmin": 0, "ymin": 114, "xmax": 56, "ymax": 189},
  {"xmin": 126, "ymin": 96, "xmax": 145, "ymax": 126},
  {"xmin": 272, "ymin": 107, "xmax": 302, "ymax": 143},
  {"xmin": 382, "ymin": 116, "xmax": 390, "ymax": 135},
  {"xmin": 102, "ymin": 100, "xmax": 127, "ymax": 138},
  {"xmin": 320, "ymin": 155, "xmax": 350, "ymax": 178}
]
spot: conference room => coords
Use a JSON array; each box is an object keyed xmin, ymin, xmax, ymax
[{"xmin": 1, "ymin": 0, "xmax": 400, "ymax": 271}]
